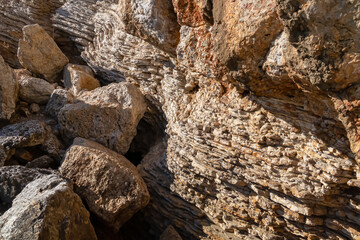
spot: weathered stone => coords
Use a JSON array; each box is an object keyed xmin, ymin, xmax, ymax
[
  {"xmin": 19, "ymin": 77, "xmax": 55, "ymax": 104},
  {"xmin": 0, "ymin": 55, "xmax": 18, "ymax": 120},
  {"xmin": 160, "ymin": 225, "xmax": 183, "ymax": 240},
  {"xmin": 0, "ymin": 166, "xmax": 97, "ymax": 240},
  {"xmin": 0, "ymin": 0, "xmax": 66, "ymax": 67},
  {"xmin": 119, "ymin": 0, "xmax": 180, "ymax": 53},
  {"xmin": 63, "ymin": 63, "xmax": 100, "ymax": 94},
  {"xmin": 45, "ymin": 89, "xmax": 74, "ymax": 118},
  {"xmin": 17, "ymin": 24, "xmax": 69, "ymax": 82},
  {"xmin": 59, "ymin": 82, "xmax": 147, "ymax": 154},
  {"xmin": 59, "ymin": 138, "xmax": 150, "ymax": 230}
]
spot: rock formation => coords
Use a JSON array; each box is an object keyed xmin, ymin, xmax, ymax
[{"xmin": 0, "ymin": 0, "xmax": 360, "ymax": 240}]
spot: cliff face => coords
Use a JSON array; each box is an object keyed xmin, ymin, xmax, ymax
[{"xmin": 1, "ymin": 0, "xmax": 360, "ymax": 239}]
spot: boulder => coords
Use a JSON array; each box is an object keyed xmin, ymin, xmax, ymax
[
  {"xmin": 58, "ymin": 82, "xmax": 147, "ymax": 154},
  {"xmin": 45, "ymin": 89, "xmax": 73, "ymax": 118},
  {"xmin": 0, "ymin": 55, "xmax": 18, "ymax": 120},
  {"xmin": 19, "ymin": 77, "xmax": 55, "ymax": 104},
  {"xmin": 0, "ymin": 166, "xmax": 97, "ymax": 240},
  {"xmin": 17, "ymin": 24, "xmax": 69, "ymax": 82},
  {"xmin": 64, "ymin": 64, "xmax": 100, "ymax": 95},
  {"xmin": 59, "ymin": 138, "xmax": 150, "ymax": 230}
]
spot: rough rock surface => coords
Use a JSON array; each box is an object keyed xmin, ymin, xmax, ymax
[
  {"xmin": 1, "ymin": 0, "xmax": 360, "ymax": 239},
  {"xmin": 0, "ymin": 0, "xmax": 66, "ymax": 67},
  {"xmin": 58, "ymin": 82, "xmax": 147, "ymax": 154},
  {"xmin": 45, "ymin": 89, "xmax": 73, "ymax": 118},
  {"xmin": 17, "ymin": 24, "xmax": 69, "ymax": 82},
  {"xmin": 0, "ymin": 55, "xmax": 18, "ymax": 121},
  {"xmin": 19, "ymin": 77, "xmax": 55, "ymax": 104},
  {"xmin": 160, "ymin": 225, "xmax": 183, "ymax": 240},
  {"xmin": 63, "ymin": 63, "xmax": 100, "ymax": 95},
  {"xmin": 0, "ymin": 166, "xmax": 97, "ymax": 240},
  {"xmin": 59, "ymin": 138, "xmax": 150, "ymax": 230}
]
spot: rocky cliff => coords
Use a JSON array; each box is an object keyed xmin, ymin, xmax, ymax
[{"xmin": 1, "ymin": 0, "xmax": 360, "ymax": 239}]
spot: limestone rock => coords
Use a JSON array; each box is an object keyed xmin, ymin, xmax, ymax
[
  {"xmin": 19, "ymin": 77, "xmax": 55, "ymax": 104},
  {"xmin": 59, "ymin": 138, "xmax": 150, "ymax": 230},
  {"xmin": 119, "ymin": 0, "xmax": 180, "ymax": 54},
  {"xmin": 59, "ymin": 82, "xmax": 147, "ymax": 154},
  {"xmin": 0, "ymin": 55, "xmax": 18, "ymax": 120},
  {"xmin": 17, "ymin": 24, "xmax": 69, "ymax": 82},
  {"xmin": 0, "ymin": 166, "xmax": 97, "ymax": 240},
  {"xmin": 63, "ymin": 64, "xmax": 100, "ymax": 95}
]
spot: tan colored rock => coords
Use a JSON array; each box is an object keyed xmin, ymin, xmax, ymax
[
  {"xmin": 59, "ymin": 138, "xmax": 150, "ymax": 230},
  {"xmin": 59, "ymin": 82, "xmax": 147, "ymax": 154},
  {"xmin": 19, "ymin": 77, "xmax": 55, "ymax": 104},
  {"xmin": 0, "ymin": 167, "xmax": 97, "ymax": 240},
  {"xmin": 0, "ymin": 55, "xmax": 18, "ymax": 120},
  {"xmin": 17, "ymin": 24, "xmax": 69, "ymax": 82},
  {"xmin": 63, "ymin": 64, "xmax": 100, "ymax": 95}
]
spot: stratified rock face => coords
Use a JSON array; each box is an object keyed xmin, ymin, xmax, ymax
[
  {"xmin": 1, "ymin": 0, "xmax": 360, "ymax": 239},
  {"xmin": 17, "ymin": 24, "xmax": 69, "ymax": 82},
  {"xmin": 59, "ymin": 138, "xmax": 150, "ymax": 230},
  {"xmin": 0, "ymin": 56, "xmax": 18, "ymax": 121},
  {"xmin": 58, "ymin": 82, "xmax": 147, "ymax": 154},
  {"xmin": 19, "ymin": 77, "xmax": 55, "ymax": 104},
  {"xmin": 0, "ymin": 166, "xmax": 97, "ymax": 240},
  {"xmin": 50, "ymin": 0, "xmax": 360, "ymax": 239}
]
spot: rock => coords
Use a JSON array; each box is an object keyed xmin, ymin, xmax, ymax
[
  {"xmin": 119, "ymin": 0, "xmax": 180, "ymax": 53},
  {"xmin": 17, "ymin": 24, "xmax": 69, "ymax": 82},
  {"xmin": 59, "ymin": 138, "xmax": 150, "ymax": 230},
  {"xmin": 26, "ymin": 155, "xmax": 56, "ymax": 169},
  {"xmin": 19, "ymin": 77, "xmax": 55, "ymax": 104},
  {"xmin": 63, "ymin": 63, "xmax": 100, "ymax": 94},
  {"xmin": 160, "ymin": 225, "xmax": 183, "ymax": 240},
  {"xmin": 0, "ymin": 0, "xmax": 66, "ymax": 67},
  {"xmin": 45, "ymin": 89, "xmax": 73, "ymax": 118},
  {"xmin": 0, "ymin": 120, "xmax": 64, "ymax": 166},
  {"xmin": 0, "ymin": 166, "xmax": 97, "ymax": 240},
  {"xmin": 0, "ymin": 55, "xmax": 18, "ymax": 120},
  {"xmin": 29, "ymin": 103, "xmax": 40, "ymax": 113},
  {"xmin": 0, "ymin": 120, "xmax": 47, "ymax": 151},
  {"xmin": 59, "ymin": 82, "xmax": 147, "ymax": 154}
]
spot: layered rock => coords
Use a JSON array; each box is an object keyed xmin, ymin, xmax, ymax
[
  {"xmin": 58, "ymin": 82, "xmax": 147, "ymax": 154},
  {"xmin": 59, "ymin": 138, "xmax": 150, "ymax": 230},
  {"xmin": 50, "ymin": 0, "xmax": 360, "ymax": 239},
  {"xmin": 0, "ymin": 166, "xmax": 97, "ymax": 240},
  {"xmin": 0, "ymin": 0, "xmax": 66, "ymax": 67}
]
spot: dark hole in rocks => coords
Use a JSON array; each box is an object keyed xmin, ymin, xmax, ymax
[{"xmin": 125, "ymin": 112, "xmax": 164, "ymax": 166}]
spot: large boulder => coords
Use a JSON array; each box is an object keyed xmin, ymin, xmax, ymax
[
  {"xmin": 19, "ymin": 77, "xmax": 55, "ymax": 104},
  {"xmin": 0, "ymin": 166, "xmax": 97, "ymax": 240},
  {"xmin": 17, "ymin": 24, "xmax": 69, "ymax": 82},
  {"xmin": 59, "ymin": 138, "xmax": 150, "ymax": 230},
  {"xmin": 63, "ymin": 64, "xmax": 100, "ymax": 95},
  {"xmin": 58, "ymin": 82, "xmax": 147, "ymax": 154},
  {"xmin": 0, "ymin": 55, "xmax": 18, "ymax": 120}
]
